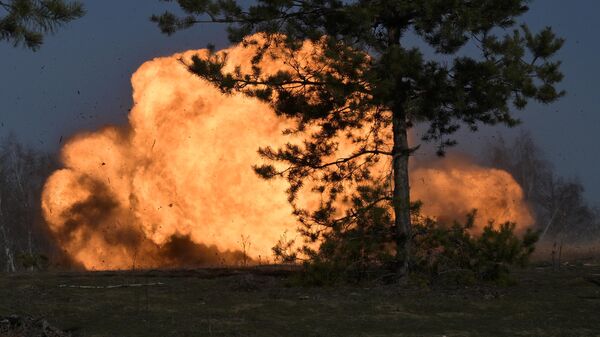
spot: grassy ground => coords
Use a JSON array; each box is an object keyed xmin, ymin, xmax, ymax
[{"xmin": 1, "ymin": 263, "xmax": 599, "ymax": 337}]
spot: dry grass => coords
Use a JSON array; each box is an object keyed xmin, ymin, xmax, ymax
[{"xmin": 0, "ymin": 264, "xmax": 599, "ymax": 337}]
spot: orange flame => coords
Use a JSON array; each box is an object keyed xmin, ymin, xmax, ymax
[
  {"xmin": 411, "ymin": 155, "xmax": 534, "ymax": 232},
  {"xmin": 41, "ymin": 38, "xmax": 534, "ymax": 270}
]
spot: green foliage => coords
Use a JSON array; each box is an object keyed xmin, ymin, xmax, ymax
[
  {"xmin": 301, "ymin": 204, "xmax": 396, "ymax": 284},
  {"xmin": 271, "ymin": 230, "xmax": 297, "ymax": 264},
  {"xmin": 154, "ymin": 1, "xmax": 565, "ymax": 151},
  {"xmin": 274, "ymin": 185, "xmax": 397, "ymax": 284},
  {"xmin": 0, "ymin": 0, "xmax": 85, "ymax": 50},
  {"xmin": 153, "ymin": 0, "xmax": 564, "ymax": 221},
  {"xmin": 278, "ymin": 202, "xmax": 539, "ymax": 285},
  {"xmin": 17, "ymin": 252, "xmax": 49, "ymax": 270},
  {"xmin": 413, "ymin": 211, "xmax": 539, "ymax": 284}
]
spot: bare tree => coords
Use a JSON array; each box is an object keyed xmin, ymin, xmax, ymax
[
  {"xmin": 0, "ymin": 134, "xmax": 57, "ymax": 272},
  {"xmin": 484, "ymin": 131, "xmax": 599, "ymax": 243},
  {"xmin": 0, "ymin": 194, "xmax": 16, "ymax": 272}
]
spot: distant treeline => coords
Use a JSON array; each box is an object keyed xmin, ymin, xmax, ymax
[{"xmin": 0, "ymin": 135, "xmax": 66, "ymax": 272}]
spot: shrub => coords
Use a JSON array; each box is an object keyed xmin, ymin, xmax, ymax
[
  {"xmin": 16, "ymin": 253, "xmax": 49, "ymax": 271},
  {"xmin": 412, "ymin": 211, "xmax": 539, "ymax": 284},
  {"xmin": 274, "ymin": 195, "xmax": 538, "ymax": 285}
]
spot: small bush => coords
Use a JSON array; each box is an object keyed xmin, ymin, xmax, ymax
[
  {"xmin": 17, "ymin": 253, "xmax": 49, "ymax": 271},
  {"xmin": 413, "ymin": 211, "xmax": 539, "ymax": 284}
]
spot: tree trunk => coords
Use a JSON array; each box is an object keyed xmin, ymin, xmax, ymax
[
  {"xmin": 3, "ymin": 245, "xmax": 16, "ymax": 273},
  {"xmin": 0, "ymin": 194, "xmax": 16, "ymax": 273},
  {"xmin": 385, "ymin": 23, "xmax": 412, "ymax": 277},
  {"xmin": 0, "ymin": 216, "xmax": 16, "ymax": 273},
  {"xmin": 392, "ymin": 109, "xmax": 411, "ymax": 276}
]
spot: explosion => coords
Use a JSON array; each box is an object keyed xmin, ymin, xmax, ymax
[
  {"xmin": 42, "ymin": 37, "xmax": 534, "ymax": 270},
  {"xmin": 411, "ymin": 155, "xmax": 534, "ymax": 232}
]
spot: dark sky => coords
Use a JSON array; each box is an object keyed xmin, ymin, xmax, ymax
[{"xmin": 0, "ymin": 1, "xmax": 598, "ymax": 204}]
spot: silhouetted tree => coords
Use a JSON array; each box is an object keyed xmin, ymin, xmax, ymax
[
  {"xmin": 0, "ymin": 135, "xmax": 57, "ymax": 271},
  {"xmin": 0, "ymin": 0, "xmax": 84, "ymax": 50},
  {"xmin": 154, "ymin": 0, "xmax": 565, "ymax": 276}
]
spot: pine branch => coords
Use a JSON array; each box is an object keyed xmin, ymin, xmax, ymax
[{"xmin": 308, "ymin": 149, "xmax": 392, "ymax": 170}]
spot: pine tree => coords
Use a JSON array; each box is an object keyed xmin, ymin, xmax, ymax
[
  {"xmin": 153, "ymin": 0, "xmax": 564, "ymax": 276},
  {"xmin": 0, "ymin": 0, "xmax": 85, "ymax": 50}
]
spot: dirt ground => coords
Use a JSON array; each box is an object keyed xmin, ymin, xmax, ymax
[{"xmin": 0, "ymin": 263, "xmax": 599, "ymax": 337}]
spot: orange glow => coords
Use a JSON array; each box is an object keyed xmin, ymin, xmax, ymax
[
  {"xmin": 41, "ymin": 37, "xmax": 534, "ymax": 270},
  {"xmin": 411, "ymin": 156, "xmax": 534, "ymax": 232}
]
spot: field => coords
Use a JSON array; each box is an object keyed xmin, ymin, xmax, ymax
[{"xmin": 1, "ymin": 263, "xmax": 599, "ymax": 337}]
